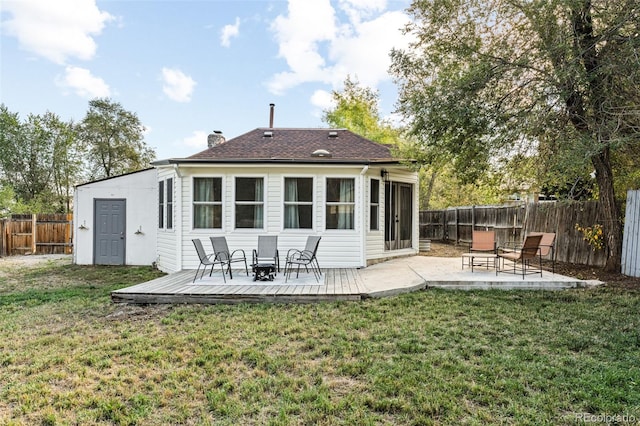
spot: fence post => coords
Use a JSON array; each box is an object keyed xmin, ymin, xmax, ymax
[
  {"xmin": 0, "ymin": 219, "xmax": 5, "ymax": 257},
  {"xmin": 31, "ymin": 214, "xmax": 37, "ymax": 254},
  {"xmin": 442, "ymin": 210, "xmax": 447, "ymax": 241},
  {"xmin": 455, "ymin": 207, "xmax": 459, "ymax": 243},
  {"xmin": 66, "ymin": 213, "xmax": 73, "ymax": 254},
  {"xmin": 472, "ymin": 205, "xmax": 476, "ymax": 232}
]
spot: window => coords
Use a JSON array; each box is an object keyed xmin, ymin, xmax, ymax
[
  {"xmin": 158, "ymin": 180, "xmax": 164, "ymax": 229},
  {"xmin": 159, "ymin": 178, "xmax": 174, "ymax": 230},
  {"xmin": 235, "ymin": 177, "xmax": 264, "ymax": 228},
  {"xmin": 326, "ymin": 178, "xmax": 355, "ymax": 230},
  {"xmin": 193, "ymin": 177, "xmax": 222, "ymax": 229},
  {"xmin": 284, "ymin": 177, "xmax": 313, "ymax": 229},
  {"xmin": 166, "ymin": 178, "xmax": 173, "ymax": 229},
  {"xmin": 370, "ymin": 179, "xmax": 379, "ymax": 231}
]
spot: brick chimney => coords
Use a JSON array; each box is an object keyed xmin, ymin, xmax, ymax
[{"xmin": 207, "ymin": 130, "xmax": 225, "ymax": 148}]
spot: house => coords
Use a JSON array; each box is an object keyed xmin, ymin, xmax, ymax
[
  {"xmin": 73, "ymin": 168, "xmax": 158, "ymax": 266},
  {"xmin": 153, "ymin": 128, "xmax": 419, "ymax": 273},
  {"xmin": 73, "ymin": 127, "xmax": 419, "ymax": 272}
]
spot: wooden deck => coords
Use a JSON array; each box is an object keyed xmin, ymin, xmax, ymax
[{"xmin": 111, "ymin": 268, "xmax": 367, "ymax": 304}]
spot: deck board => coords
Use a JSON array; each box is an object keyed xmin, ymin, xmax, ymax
[{"xmin": 112, "ymin": 268, "xmax": 364, "ymax": 304}]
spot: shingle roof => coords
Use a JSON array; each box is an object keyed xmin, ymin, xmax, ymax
[{"xmin": 182, "ymin": 128, "xmax": 397, "ymax": 163}]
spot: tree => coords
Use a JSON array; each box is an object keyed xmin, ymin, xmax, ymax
[
  {"xmin": 0, "ymin": 105, "xmax": 83, "ymax": 213},
  {"xmin": 78, "ymin": 98, "xmax": 155, "ymax": 179},
  {"xmin": 390, "ymin": 0, "xmax": 640, "ymax": 271},
  {"xmin": 50, "ymin": 117, "xmax": 83, "ymax": 212},
  {"xmin": 322, "ymin": 76, "xmax": 401, "ymax": 144}
]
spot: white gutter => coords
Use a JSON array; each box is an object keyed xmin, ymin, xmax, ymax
[
  {"xmin": 360, "ymin": 165, "xmax": 369, "ymax": 268},
  {"xmin": 174, "ymin": 164, "xmax": 183, "ymax": 272}
]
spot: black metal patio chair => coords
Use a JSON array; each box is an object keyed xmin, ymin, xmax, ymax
[
  {"xmin": 192, "ymin": 238, "xmax": 226, "ymax": 283},
  {"xmin": 252, "ymin": 235, "xmax": 280, "ymax": 273},
  {"xmin": 284, "ymin": 236, "xmax": 322, "ymax": 283},
  {"xmin": 210, "ymin": 236, "xmax": 249, "ymax": 279}
]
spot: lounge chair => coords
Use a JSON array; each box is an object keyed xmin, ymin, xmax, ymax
[
  {"xmin": 192, "ymin": 238, "xmax": 226, "ymax": 283},
  {"xmin": 284, "ymin": 236, "xmax": 322, "ymax": 283},
  {"xmin": 252, "ymin": 235, "xmax": 280, "ymax": 273},
  {"xmin": 497, "ymin": 234, "xmax": 543, "ymax": 279},
  {"xmin": 210, "ymin": 236, "xmax": 249, "ymax": 279}
]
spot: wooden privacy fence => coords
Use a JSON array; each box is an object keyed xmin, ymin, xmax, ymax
[
  {"xmin": 0, "ymin": 214, "xmax": 73, "ymax": 257},
  {"xmin": 420, "ymin": 201, "xmax": 607, "ymax": 267}
]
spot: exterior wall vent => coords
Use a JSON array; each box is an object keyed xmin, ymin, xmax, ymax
[
  {"xmin": 311, "ymin": 149, "xmax": 332, "ymax": 158},
  {"xmin": 263, "ymin": 131, "xmax": 273, "ymax": 138}
]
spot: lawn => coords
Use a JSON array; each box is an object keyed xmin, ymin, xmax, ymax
[{"xmin": 1, "ymin": 257, "xmax": 639, "ymax": 425}]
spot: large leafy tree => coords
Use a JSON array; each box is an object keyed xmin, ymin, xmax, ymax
[
  {"xmin": 0, "ymin": 105, "xmax": 80, "ymax": 212},
  {"xmin": 390, "ymin": 0, "xmax": 640, "ymax": 271},
  {"xmin": 322, "ymin": 76, "xmax": 401, "ymax": 144},
  {"xmin": 78, "ymin": 98, "xmax": 155, "ymax": 179}
]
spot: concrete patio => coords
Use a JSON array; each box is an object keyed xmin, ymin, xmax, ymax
[{"xmin": 111, "ymin": 256, "xmax": 603, "ymax": 305}]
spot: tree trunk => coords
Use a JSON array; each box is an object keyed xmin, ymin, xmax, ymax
[
  {"xmin": 592, "ymin": 148, "xmax": 623, "ymax": 272},
  {"xmin": 568, "ymin": 0, "xmax": 623, "ymax": 272},
  {"xmin": 423, "ymin": 169, "xmax": 437, "ymax": 210}
]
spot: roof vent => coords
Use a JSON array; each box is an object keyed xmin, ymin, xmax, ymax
[
  {"xmin": 328, "ymin": 131, "xmax": 338, "ymax": 138},
  {"xmin": 311, "ymin": 149, "xmax": 332, "ymax": 158},
  {"xmin": 263, "ymin": 131, "xmax": 273, "ymax": 138}
]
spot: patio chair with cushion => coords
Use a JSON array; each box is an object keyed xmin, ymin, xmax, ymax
[
  {"xmin": 528, "ymin": 232, "xmax": 556, "ymax": 274},
  {"xmin": 497, "ymin": 234, "xmax": 543, "ymax": 279},
  {"xmin": 469, "ymin": 230, "xmax": 496, "ymax": 253},
  {"xmin": 284, "ymin": 236, "xmax": 322, "ymax": 283},
  {"xmin": 252, "ymin": 235, "xmax": 280, "ymax": 273},
  {"xmin": 192, "ymin": 238, "xmax": 226, "ymax": 283},
  {"xmin": 463, "ymin": 230, "xmax": 497, "ymax": 269},
  {"xmin": 210, "ymin": 236, "xmax": 249, "ymax": 279}
]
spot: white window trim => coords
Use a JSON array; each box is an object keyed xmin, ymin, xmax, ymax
[
  {"xmin": 323, "ymin": 175, "xmax": 357, "ymax": 232},
  {"xmin": 166, "ymin": 177, "xmax": 174, "ymax": 230},
  {"xmin": 158, "ymin": 179, "xmax": 165, "ymax": 230},
  {"xmin": 369, "ymin": 178, "xmax": 380, "ymax": 232},
  {"xmin": 158, "ymin": 177, "xmax": 175, "ymax": 232},
  {"xmin": 191, "ymin": 175, "xmax": 224, "ymax": 231},
  {"xmin": 233, "ymin": 174, "xmax": 266, "ymax": 231},
  {"xmin": 282, "ymin": 175, "xmax": 315, "ymax": 232}
]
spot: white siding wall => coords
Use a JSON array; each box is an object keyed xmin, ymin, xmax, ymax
[
  {"xmin": 174, "ymin": 165, "xmax": 366, "ymax": 270},
  {"xmin": 154, "ymin": 164, "xmax": 418, "ymax": 271},
  {"xmin": 156, "ymin": 167, "xmax": 179, "ymax": 272},
  {"xmin": 365, "ymin": 168, "xmax": 419, "ymax": 264},
  {"xmin": 73, "ymin": 169, "xmax": 158, "ymax": 266},
  {"xmin": 366, "ymin": 173, "xmax": 385, "ymax": 261}
]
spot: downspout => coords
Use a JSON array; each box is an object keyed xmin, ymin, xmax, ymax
[
  {"xmin": 360, "ymin": 165, "xmax": 369, "ymax": 268},
  {"xmin": 174, "ymin": 164, "xmax": 183, "ymax": 272}
]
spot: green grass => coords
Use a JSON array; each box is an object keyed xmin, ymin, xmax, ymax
[{"xmin": 1, "ymin": 259, "xmax": 639, "ymax": 425}]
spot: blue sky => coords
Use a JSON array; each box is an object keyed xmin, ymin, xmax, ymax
[{"xmin": 1, "ymin": 0, "xmax": 412, "ymax": 160}]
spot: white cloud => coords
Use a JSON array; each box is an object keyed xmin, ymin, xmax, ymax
[
  {"xmin": 2, "ymin": 0, "xmax": 114, "ymax": 64},
  {"xmin": 310, "ymin": 89, "xmax": 334, "ymax": 111},
  {"xmin": 267, "ymin": 0, "xmax": 410, "ymax": 96},
  {"xmin": 182, "ymin": 130, "xmax": 208, "ymax": 149},
  {"xmin": 55, "ymin": 66, "xmax": 110, "ymax": 98},
  {"xmin": 329, "ymin": 11, "xmax": 410, "ymax": 87},
  {"xmin": 220, "ymin": 17, "xmax": 240, "ymax": 47},
  {"xmin": 161, "ymin": 68, "xmax": 196, "ymax": 103},
  {"xmin": 268, "ymin": 0, "xmax": 337, "ymax": 94}
]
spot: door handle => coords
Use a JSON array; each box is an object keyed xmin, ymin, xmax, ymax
[{"xmin": 120, "ymin": 232, "xmax": 125, "ymax": 239}]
